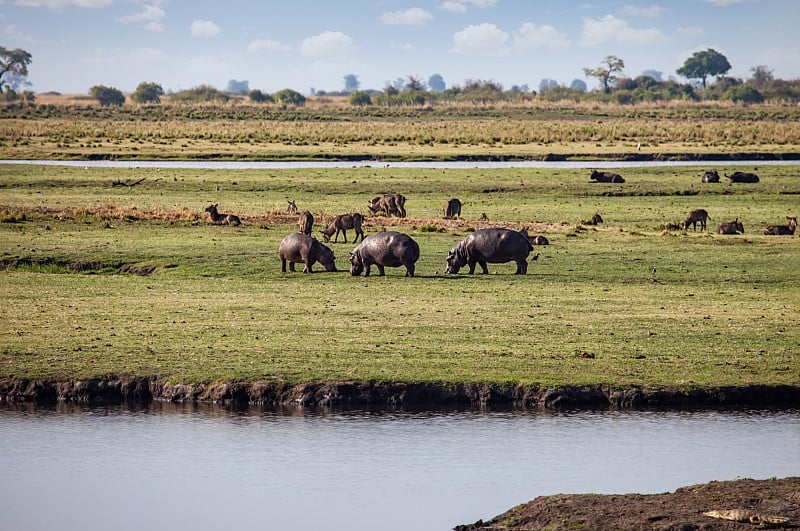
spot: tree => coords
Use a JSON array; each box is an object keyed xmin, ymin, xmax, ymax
[
  {"xmin": 89, "ymin": 85, "xmax": 125, "ymax": 106},
  {"xmin": 570, "ymin": 79, "xmax": 587, "ymax": 92},
  {"xmin": 131, "ymin": 82, "xmax": 164, "ymax": 104},
  {"xmin": 404, "ymin": 75, "xmax": 425, "ymax": 92},
  {"xmin": 724, "ymin": 85, "xmax": 764, "ymax": 104},
  {"xmin": 583, "ymin": 55, "xmax": 625, "ymax": 93},
  {"xmin": 428, "ymin": 73, "xmax": 446, "ymax": 93},
  {"xmin": 348, "ymin": 90, "xmax": 372, "ymax": 106},
  {"xmin": 343, "ymin": 74, "xmax": 360, "ymax": 93},
  {"xmin": 749, "ymin": 65, "xmax": 774, "ymax": 86},
  {"xmin": 676, "ymin": 48, "xmax": 731, "ymax": 89},
  {"xmin": 538, "ymin": 79, "xmax": 558, "ymax": 93},
  {"xmin": 642, "ymin": 70, "xmax": 663, "ymax": 82},
  {"xmin": 226, "ymin": 79, "xmax": 249, "ymax": 95},
  {"xmin": 248, "ymin": 89, "xmax": 273, "ymax": 103},
  {"xmin": 274, "ymin": 88, "xmax": 305, "ymax": 106},
  {"xmin": 0, "ymin": 47, "xmax": 32, "ymax": 93}
]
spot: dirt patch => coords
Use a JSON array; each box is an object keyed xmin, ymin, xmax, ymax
[{"xmin": 456, "ymin": 477, "xmax": 800, "ymax": 530}]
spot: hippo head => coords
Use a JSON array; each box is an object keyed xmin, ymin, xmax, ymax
[
  {"xmin": 444, "ymin": 248, "xmax": 465, "ymax": 274},
  {"xmin": 318, "ymin": 246, "xmax": 337, "ymax": 272},
  {"xmin": 349, "ymin": 252, "xmax": 364, "ymax": 276}
]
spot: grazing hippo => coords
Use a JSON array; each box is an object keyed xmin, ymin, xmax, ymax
[
  {"xmin": 278, "ymin": 233, "xmax": 336, "ymax": 274},
  {"xmin": 444, "ymin": 198, "xmax": 462, "ymax": 219},
  {"xmin": 725, "ymin": 171, "xmax": 759, "ymax": 183},
  {"xmin": 445, "ymin": 227, "xmax": 533, "ymax": 275},
  {"xmin": 589, "ymin": 170, "xmax": 625, "ymax": 183},
  {"xmin": 349, "ymin": 231, "xmax": 420, "ymax": 277}
]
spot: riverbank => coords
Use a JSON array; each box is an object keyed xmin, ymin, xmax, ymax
[
  {"xmin": 2, "ymin": 377, "xmax": 800, "ymax": 409},
  {"xmin": 456, "ymin": 477, "xmax": 800, "ymax": 530}
]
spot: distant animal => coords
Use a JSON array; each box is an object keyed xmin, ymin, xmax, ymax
[
  {"xmin": 480, "ymin": 213, "xmax": 489, "ymax": 221},
  {"xmin": 725, "ymin": 171, "xmax": 759, "ymax": 183},
  {"xmin": 286, "ymin": 199, "xmax": 298, "ymax": 213},
  {"xmin": 764, "ymin": 216, "xmax": 797, "ymax": 236},
  {"xmin": 320, "ymin": 213, "xmax": 364, "ymax": 243},
  {"xmin": 204, "ymin": 204, "xmax": 241, "ymax": 226},
  {"xmin": 582, "ymin": 213, "xmax": 604, "ymax": 225},
  {"xmin": 367, "ymin": 193, "xmax": 406, "ymax": 218},
  {"xmin": 684, "ymin": 209, "xmax": 710, "ymax": 232},
  {"xmin": 298, "ymin": 210, "xmax": 314, "ymax": 235},
  {"xmin": 717, "ymin": 218, "xmax": 745, "ymax": 235},
  {"xmin": 349, "ymin": 231, "xmax": 420, "ymax": 277},
  {"xmin": 589, "ymin": 170, "xmax": 625, "ymax": 183},
  {"xmin": 701, "ymin": 170, "xmax": 720, "ymax": 183},
  {"xmin": 445, "ymin": 227, "xmax": 533, "ymax": 275},
  {"xmin": 278, "ymin": 233, "xmax": 336, "ymax": 273},
  {"xmin": 444, "ymin": 198, "xmax": 462, "ymax": 219},
  {"xmin": 529, "ymin": 235, "xmax": 549, "ymax": 245}
]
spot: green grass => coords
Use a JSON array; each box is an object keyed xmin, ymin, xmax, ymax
[{"xmin": 1, "ymin": 163, "xmax": 798, "ymax": 390}]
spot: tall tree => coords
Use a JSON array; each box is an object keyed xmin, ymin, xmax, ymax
[
  {"xmin": 343, "ymin": 74, "xmax": 360, "ymax": 93},
  {"xmin": 131, "ymin": 82, "xmax": 164, "ymax": 104},
  {"xmin": 676, "ymin": 48, "xmax": 731, "ymax": 88},
  {"xmin": 428, "ymin": 73, "xmax": 445, "ymax": 93},
  {"xmin": 749, "ymin": 65, "xmax": 774, "ymax": 86},
  {"xmin": 583, "ymin": 55, "xmax": 625, "ymax": 93},
  {"xmin": 0, "ymin": 47, "xmax": 32, "ymax": 93}
]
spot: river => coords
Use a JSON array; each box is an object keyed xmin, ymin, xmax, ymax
[{"xmin": 1, "ymin": 404, "xmax": 798, "ymax": 531}]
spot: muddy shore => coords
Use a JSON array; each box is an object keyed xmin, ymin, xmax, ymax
[
  {"xmin": 455, "ymin": 477, "xmax": 800, "ymax": 530},
  {"xmin": 1, "ymin": 377, "xmax": 799, "ymax": 409}
]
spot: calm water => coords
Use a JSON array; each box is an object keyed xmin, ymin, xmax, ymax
[
  {"xmin": 1, "ymin": 405, "xmax": 798, "ymax": 531},
  {"xmin": 1, "ymin": 159, "xmax": 796, "ymax": 170}
]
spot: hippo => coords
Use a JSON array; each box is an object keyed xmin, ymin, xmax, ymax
[
  {"xmin": 445, "ymin": 227, "xmax": 533, "ymax": 275},
  {"xmin": 278, "ymin": 232, "xmax": 337, "ymax": 273},
  {"xmin": 726, "ymin": 171, "xmax": 759, "ymax": 183},
  {"xmin": 589, "ymin": 170, "xmax": 625, "ymax": 183},
  {"xmin": 349, "ymin": 231, "xmax": 420, "ymax": 277}
]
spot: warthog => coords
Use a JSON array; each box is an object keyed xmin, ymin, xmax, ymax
[
  {"xmin": 444, "ymin": 198, "xmax": 462, "ymax": 219},
  {"xmin": 320, "ymin": 213, "xmax": 364, "ymax": 243},
  {"xmin": 764, "ymin": 216, "xmax": 797, "ymax": 236},
  {"xmin": 702, "ymin": 170, "xmax": 721, "ymax": 183},
  {"xmin": 717, "ymin": 218, "xmax": 744, "ymax": 235},
  {"xmin": 204, "ymin": 204, "xmax": 241, "ymax": 226},
  {"xmin": 298, "ymin": 210, "xmax": 314, "ymax": 235},
  {"xmin": 684, "ymin": 208, "xmax": 710, "ymax": 231},
  {"xmin": 278, "ymin": 233, "xmax": 336, "ymax": 273},
  {"xmin": 349, "ymin": 231, "xmax": 420, "ymax": 277},
  {"xmin": 725, "ymin": 171, "xmax": 759, "ymax": 183},
  {"xmin": 446, "ymin": 228, "xmax": 533, "ymax": 275},
  {"xmin": 589, "ymin": 170, "xmax": 625, "ymax": 183},
  {"xmin": 367, "ymin": 193, "xmax": 406, "ymax": 218}
]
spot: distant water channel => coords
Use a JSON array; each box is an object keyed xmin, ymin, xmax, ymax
[
  {"xmin": 1, "ymin": 159, "xmax": 798, "ymax": 169},
  {"xmin": 1, "ymin": 404, "xmax": 798, "ymax": 531}
]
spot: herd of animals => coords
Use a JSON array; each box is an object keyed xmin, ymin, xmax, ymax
[{"xmin": 203, "ymin": 169, "xmax": 796, "ymax": 276}]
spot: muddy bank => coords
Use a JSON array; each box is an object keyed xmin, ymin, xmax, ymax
[
  {"xmin": 456, "ymin": 477, "xmax": 800, "ymax": 530},
  {"xmin": 1, "ymin": 378, "xmax": 799, "ymax": 409}
]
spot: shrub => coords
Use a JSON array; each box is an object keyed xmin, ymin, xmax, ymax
[
  {"xmin": 89, "ymin": 85, "xmax": 125, "ymax": 106},
  {"xmin": 170, "ymin": 85, "xmax": 229, "ymax": 103},
  {"xmin": 348, "ymin": 90, "xmax": 372, "ymax": 106},
  {"xmin": 274, "ymin": 88, "xmax": 306, "ymax": 106},
  {"xmin": 724, "ymin": 85, "xmax": 764, "ymax": 104},
  {"xmin": 131, "ymin": 82, "xmax": 164, "ymax": 104},
  {"xmin": 248, "ymin": 89, "xmax": 273, "ymax": 103}
]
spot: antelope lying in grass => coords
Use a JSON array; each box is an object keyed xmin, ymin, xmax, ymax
[
  {"xmin": 764, "ymin": 216, "xmax": 797, "ymax": 236},
  {"xmin": 204, "ymin": 204, "xmax": 241, "ymax": 226}
]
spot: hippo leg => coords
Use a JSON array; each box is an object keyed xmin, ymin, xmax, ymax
[
  {"xmin": 478, "ymin": 261, "xmax": 489, "ymax": 274},
  {"xmin": 376, "ymin": 264, "xmax": 386, "ymax": 276},
  {"xmin": 467, "ymin": 261, "xmax": 477, "ymax": 274},
  {"xmin": 281, "ymin": 259, "xmax": 288, "ymax": 273},
  {"xmin": 363, "ymin": 264, "xmax": 371, "ymax": 277},
  {"xmin": 515, "ymin": 260, "xmax": 528, "ymax": 275},
  {"xmin": 405, "ymin": 263, "xmax": 415, "ymax": 277}
]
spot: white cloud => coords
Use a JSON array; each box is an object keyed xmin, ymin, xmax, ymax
[
  {"xmin": 381, "ymin": 7, "xmax": 433, "ymax": 25},
  {"xmin": 513, "ymin": 22, "xmax": 570, "ymax": 50},
  {"xmin": 451, "ymin": 23, "xmax": 508, "ymax": 56},
  {"xmin": 300, "ymin": 31, "xmax": 356, "ymax": 63},
  {"xmin": 14, "ymin": 0, "xmax": 112, "ymax": 8},
  {"xmin": 118, "ymin": 4, "xmax": 165, "ymax": 33},
  {"xmin": 580, "ymin": 14, "xmax": 666, "ymax": 47},
  {"xmin": 620, "ymin": 4, "xmax": 668, "ymax": 17},
  {"xmin": 441, "ymin": 0, "xmax": 497, "ymax": 14},
  {"xmin": 190, "ymin": 19, "xmax": 220, "ymax": 38},
  {"xmin": 247, "ymin": 39, "xmax": 291, "ymax": 53}
]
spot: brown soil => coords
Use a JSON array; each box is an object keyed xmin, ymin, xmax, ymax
[{"xmin": 456, "ymin": 477, "xmax": 800, "ymax": 530}]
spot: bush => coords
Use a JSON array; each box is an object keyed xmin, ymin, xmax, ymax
[
  {"xmin": 170, "ymin": 85, "xmax": 229, "ymax": 103},
  {"xmin": 131, "ymin": 82, "xmax": 164, "ymax": 104},
  {"xmin": 89, "ymin": 85, "xmax": 125, "ymax": 106},
  {"xmin": 274, "ymin": 88, "xmax": 305, "ymax": 106},
  {"xmin": 724, "ymin": 85, "xmax": 764, "ymax": 104},
  {"xmin": 248, "ymin": 89, "xmax": 273, "ymax": 103},
  {"xmin": 348, "ymin": 90, "xmax": 372, "ymax": 106}
]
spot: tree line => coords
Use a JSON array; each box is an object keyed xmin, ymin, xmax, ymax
[{"xmin": 2, "ymin": 46, "xmax": 799, "ymax": 107}]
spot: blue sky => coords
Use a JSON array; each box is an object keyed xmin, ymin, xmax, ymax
[{"xmin": 2, "ymin": 0, "xmax": 799, "ymax": 95}]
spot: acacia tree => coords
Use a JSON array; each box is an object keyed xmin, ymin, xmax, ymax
[
  {"xmin": 676, "ymin": 48, "xmax": 731, "ymax": 88},
  {"xmin": 583, "ymin": 55, "xmax": 625, "ymax": 93},
  {"xmin": 0, "ymin": 47, "xmax": 32, "ymax": 93},
  {"xmin": 131, "ymin": 82, "xmax": 164, "ymax": 104}
]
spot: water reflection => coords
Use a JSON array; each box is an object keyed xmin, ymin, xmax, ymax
[{"xmin": 1, "ymin": 404, "xmax": 798, "ymax": 531}]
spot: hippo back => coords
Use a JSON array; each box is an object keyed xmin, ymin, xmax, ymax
[
  {"xmin": 446, "ymin": 228, "xmax": 532, "ymax": 272},
  {"xmin": 350, "ymin": 231, "xmax": 419, "ymax": 274}
]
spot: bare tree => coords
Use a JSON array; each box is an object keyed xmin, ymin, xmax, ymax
[{"xmin": 583, "ymin": 55, "xmax": 625, "ymax": 93}]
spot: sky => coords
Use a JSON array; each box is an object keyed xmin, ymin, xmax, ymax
[{"xmin": 2, "ymin": 0, "xmax": 799, "ymax": 95}]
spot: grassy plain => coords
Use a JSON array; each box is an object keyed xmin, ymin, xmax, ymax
[{"xmin": 1, "ymin": 162, "xmax": 798, "ymax": 390}]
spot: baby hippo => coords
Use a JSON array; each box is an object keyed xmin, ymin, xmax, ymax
[
  {"xmin": 350, "ymin": 231, "xmax": 420, "ymax": 277},
  {"xmin": 278, "ymin": 233, "xmax": 337, "ymax": 273}
]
